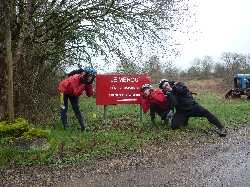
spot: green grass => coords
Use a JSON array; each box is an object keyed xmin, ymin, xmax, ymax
[{"xmin": 1, "ymin": 93, "xmax": 250, "ymax": 168}]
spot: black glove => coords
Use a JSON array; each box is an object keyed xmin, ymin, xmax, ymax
[
  {"xmin": 80, "ymin": 74, "xmax": 88, "ymax": 84},
  {"xmin": 168, "ymin": 81, "xmax": 175, "ymax": 87},
  {"xmin": 171, "ymin": 85, "xmax": 176, "ymax": 92}
]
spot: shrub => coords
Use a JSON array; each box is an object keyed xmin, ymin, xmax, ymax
[
  {"xmin": 22, "ymin": 128, "xmax": 51, "ymax": 141},
  {"xmin": 0, "ymin": 118, "xmax": 29, "ymax": 138}
]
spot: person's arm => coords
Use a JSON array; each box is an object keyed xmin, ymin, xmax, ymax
[
  {"xmin": 166, "ymin": 93, "xmax": 178, "ymax": 107},
  {"xmin": 85, "ymin": 84, "xmax": 94, "ymax": 97},
  {"xmin": 141, "ymin": 97, "xmax": 150, "ymax": 113},
  {"xmin": 67, "ymin": 74, "xmax": 85, "ymax": 97},
  {"xmin": 151, "ymin": 90, "xmax": 166, "ymax": 103},
  {"xmin": 74, "ymin": 84, "xmax": 85, "ymax": 97}
]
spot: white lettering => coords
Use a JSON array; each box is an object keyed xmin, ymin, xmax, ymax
[
  {"xmin": 124, "ymin": 86, "xmax": 139, "ymax": 89},
  {"xmin": 110, "ymin": 76, "xmax": 139, "ymax": 83},
  {"xmin": 110, "ymin": 77, "xmax": 118, "ymax": 82},
  {"xmin": 108, "ymin": 93, "xmax": 141, "ymax": 97}
]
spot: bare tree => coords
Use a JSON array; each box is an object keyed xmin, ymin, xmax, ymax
[
  {"xmin": 214, "ymin": 52, "xmax": 250, "ymax": 89},
  {"xmin": 162, "ymin": 60, "xmax": 180, "ymax": 79},
  {"xmin": 188, "ymin": 56, "xmax": 213, "ymax": 78},
  {"xmin": 201, "ymin": 55, "xmax": 214, "ymax": 77},
  {"xmin": 189, "ymin": 58, "xmax": 202, "ymax": 77},
  {"xmin": 141, "ymin": 55, "xmax": 163, "ymax": 84},
  {"xmin": 116, "ymin": 58, "xmax": 143, "ymax": 74}
]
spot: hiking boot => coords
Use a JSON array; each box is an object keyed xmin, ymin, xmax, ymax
[
  {"xmin": 219, "ymin": 127, "xmax": 227, "ymax": 137},
  {"xmin": 151, "ymin": 119, "xmax": 156, "ymax": 125},
  {"xmin": 63, "ymin": 124, "xmax": 69, "ymax": 131},
  {"xmin": 80, "ymin": 121, "xmax": 87, "ymax": 132},
  {"xmin": 85, "ymin": 126, "xmax": 91, "ymax": 132},
  {"xmin": 79, "ymin": 120, "xmax": 91, "ymax": 132},
  {"xmin": 164, "ymin": 119, "xmax": 169, "ymax": 126}
]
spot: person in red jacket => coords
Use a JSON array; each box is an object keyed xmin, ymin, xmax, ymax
[
  {"xmin": 140, "ymin": 84, "xmax": 174, "ymax": 125},
  {"xmin": 58, "ymin": 66, "xmax": 97, "ymax": 131}
]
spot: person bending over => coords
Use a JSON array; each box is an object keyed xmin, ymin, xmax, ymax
[{"xmin": 58, "ymin": 66, "xmax": 96, "ymax": 131}]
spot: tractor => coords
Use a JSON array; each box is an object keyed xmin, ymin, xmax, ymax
[{"xmin": 225, "ymin": 74, "xmax": 250, "ymax": 99}]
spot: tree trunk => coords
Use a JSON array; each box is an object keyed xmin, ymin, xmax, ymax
[{"xmin": 3, "ymin": 1, "xmax": 14, "ymax": 123}]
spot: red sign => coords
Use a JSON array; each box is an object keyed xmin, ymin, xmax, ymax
[{"xmin": 96, "ymin": 74, "xmax": 151, "ymax": 105}]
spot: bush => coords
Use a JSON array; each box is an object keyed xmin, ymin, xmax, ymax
[
  {"xmin": 23, "ymin": 128, "xmax": 51, "ymax": 141},
  {"xmin": 0, "ymin": 118, "xmax": 29, "ymax": 138}
]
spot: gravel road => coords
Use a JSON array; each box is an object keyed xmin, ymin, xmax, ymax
[{"xmin": 1, "ymin": 125, "xmax": 250, "ymax": 187}]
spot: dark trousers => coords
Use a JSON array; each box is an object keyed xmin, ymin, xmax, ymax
[
  {"xmin": 150, "ymin": 103, "xmax": 173, "ymax": 120},
  {"xmin": 171, "ymin": 104, "xmax": 224, "ymax": 130},
  {"xmin": 61, "ymin": 94, "xmax": 83, "ymax": 125}
]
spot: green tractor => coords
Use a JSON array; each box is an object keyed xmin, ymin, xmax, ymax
[{"xmin": 225, "ymin": 74, "xmax": 250, "ymax": 99}]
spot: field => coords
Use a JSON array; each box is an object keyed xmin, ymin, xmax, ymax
[{"xmin": 0, "ymin": 78, "xmax": 249, "ymax": 168}]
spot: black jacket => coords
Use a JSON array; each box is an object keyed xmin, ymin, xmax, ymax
[{"xmin": 167, "ymin": 82, "xmax": 197, "ymax": 112}]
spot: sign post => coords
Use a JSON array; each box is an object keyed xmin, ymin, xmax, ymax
[{"xmin": 96, "ymin": 74, "xmax": 151, "ymax": 128}]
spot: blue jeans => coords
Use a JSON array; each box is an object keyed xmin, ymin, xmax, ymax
[{"xmin": 61, "ymin": 94, "xmax": 83, "ymax": 125}]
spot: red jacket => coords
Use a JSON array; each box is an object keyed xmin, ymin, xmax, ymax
[
  {"xmin": 142, "ymin": 90, "xmax": 172, "ymax": 113},
  {"xmin": 58, "ymin": 74, "xmax": 93, "ymax": 97}
]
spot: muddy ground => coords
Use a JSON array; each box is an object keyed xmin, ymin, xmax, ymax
[{"xmin": 1, "ymin": 125, "xmax": 250, "ymax": 187}]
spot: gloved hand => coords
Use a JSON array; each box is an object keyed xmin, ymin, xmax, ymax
[
  {"xmin": 80, "ymin": 74, "xmax": 88, "ymax": 84},
  {"xmin": 162, "ymin": 89, "xmax": 171, "ymax": 95},
  {"xmin": 170, "ymin": 85, "xmax": 176, "ymax": 91},
  {"xmin": 166, "ymin": 110, "xmax": 174, "ymax": 119},
  {"xmin": 168, "ymin": 81, "xmax": 175, "ymax": 87}
]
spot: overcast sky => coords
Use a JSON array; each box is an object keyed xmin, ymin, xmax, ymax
[
  {"xmin": 172, "ymin": 0, "xmax": 250, "ymax": 70},
  {"xmin": 78, "ymin": 0, "xmax": 250, "ymax": 73}
]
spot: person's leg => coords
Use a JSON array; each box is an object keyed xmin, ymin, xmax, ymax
[
  {"xmin": 150, "ymin": 103, "xmax": 170, "ymax": 125},
  {"xmin": 189, "ymin": 105, "xmax": 227, "ymax": 136},
  {"xmin": 171, "ymin": 112, "xmax": 189, "ymax": 130},
  {"xmin": 183, "ymin": 117, "xmax": 190, "ymax": 126},
  {"xmin": 160, "ymin": 109, "xmax": 174, "ymax": 125},
  {"xmin": 69, "ymin": 96, "xmax": 86, "ymax": 131},
  {"xmin": 61, "ymin": 93, "xmax": 69, "ymax": 130},
  {"xmin": 150, "ymin": 103, "xmax": 158, "ymax": 125},
  {"xmin": 189, "ymin": 105, "xmax": 224, "ymax": 129}
]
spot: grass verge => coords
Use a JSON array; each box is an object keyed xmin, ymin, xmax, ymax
[{"xmin": 0, "ymin": 93, "xmax": 249, "ymax": 168}]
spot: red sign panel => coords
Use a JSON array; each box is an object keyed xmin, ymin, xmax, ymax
[{"xmin": 96, "ymin": 74, "xmax": 151, "ymax": 105}]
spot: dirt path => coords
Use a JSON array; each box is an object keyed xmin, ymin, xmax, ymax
[
  {"xmin": 56, "ymin": 126, "xmax": 250, "ymax": 187},
  {"xmin": 1, "ymin": 126, "xmax": 250, "ymax": 187}
]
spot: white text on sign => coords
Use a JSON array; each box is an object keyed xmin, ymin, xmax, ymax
[{"xmin": 110, "ymin": 77, "xmax": 139, "ymax": 83}]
